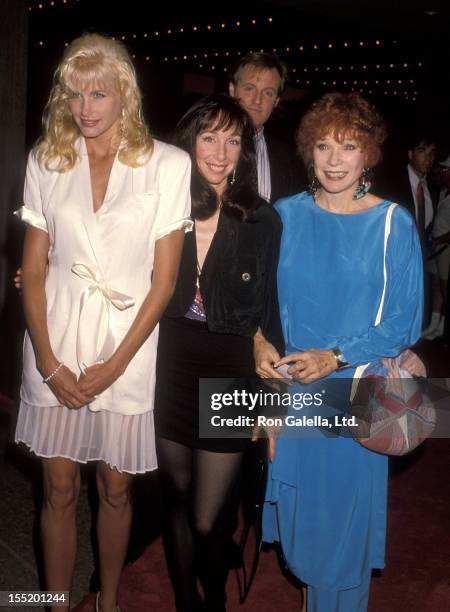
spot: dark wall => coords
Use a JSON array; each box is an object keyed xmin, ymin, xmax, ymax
[{"xmin": 0, "ymin": 0, "xmax": 28, "ymax": 395}]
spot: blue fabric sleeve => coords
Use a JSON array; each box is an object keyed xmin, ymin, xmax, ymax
[{"xmin": 338, "ymin": 206, "xmax": 423, "ymax": 366}]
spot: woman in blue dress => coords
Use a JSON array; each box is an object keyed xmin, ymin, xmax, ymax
[{"xmin": 253, "ymin": 93, "xmax": 423, "ymax": 612}]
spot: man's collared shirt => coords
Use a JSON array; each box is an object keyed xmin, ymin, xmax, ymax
[
  {"xmin": 407, "ymin": 163, "xmax": 433, "ymax": 229},
  {"xmin": 255, "ymin": 130, "xmax": 271, "ymax": 202}
]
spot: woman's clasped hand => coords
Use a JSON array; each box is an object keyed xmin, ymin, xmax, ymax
[
  {"xmin": 43, "ymin": 362, "xmax": 95, "ymax": 409},
  {"xmin": 276, "ymin": 349, "xmax": 338, "ymax": 383}
]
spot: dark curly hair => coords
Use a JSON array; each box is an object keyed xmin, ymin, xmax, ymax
[
  {"xmin": 173, "ymin": 94, "xmax": 259, "ymax": 221},
  {"xmin": 297, "ymin": 92, "xmax": 387, "ymax": 168}
]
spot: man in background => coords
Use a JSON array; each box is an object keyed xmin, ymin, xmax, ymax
[
  {"xmin": 397, "ymin": 134, "xmax": 437, "ymax": 234},
  {"xmin": 379, "ymin": 131, "xmax": 438, "ymax": 327},
  {"xmin": 229, "ymin": 52, "xmax": 303, "ymax": 203}
]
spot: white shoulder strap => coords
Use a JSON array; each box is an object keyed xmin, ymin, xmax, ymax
[
  {"xmin": 374, "ymin": 203, "xmax": 397, "ymax": 326},
  {"xmin": 351, "ymin": 202, "xmax": 397, "ymax": 395}
]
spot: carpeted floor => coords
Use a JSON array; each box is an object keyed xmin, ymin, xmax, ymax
[
  {"xmin": 72, "ymin": 438, "xmax": 450, "ymax": 612},
  {"xmin": 72, "ymin": 340, "xmax": 450, "ymax": 612},
  {"xmin": 2, "ymin": 339, "xmax": 449, "ymax": 612}
]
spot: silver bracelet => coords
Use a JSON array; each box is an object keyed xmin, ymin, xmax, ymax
[{"xmin": 43, "ymin": 362, "xmax": 64, "ymax": 383}]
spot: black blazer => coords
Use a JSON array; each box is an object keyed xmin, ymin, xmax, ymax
[
  {"xmin": 265, "ymin": 132, "xmax": 304, "ymax": 204},
  {"xmin": 376, "ymin": 165, "xmax": 438, "ymax": 229},
  {"xmin": 164, "ymin": 201, "xmax": 285, "ymax": 354}
]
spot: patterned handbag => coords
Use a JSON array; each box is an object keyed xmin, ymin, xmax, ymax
[{"xmin": 349, "ymin": 204, "xmax": 436, "ymax": 455}]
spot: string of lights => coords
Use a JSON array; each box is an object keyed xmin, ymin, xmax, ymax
[
  {"xmin": 36, "ymin": 37, "xmax": 423, "ymax": 74},
  {"xmin": 160, "ymin": 52, "xmax": 423, "ymax": 71},
  {"xmin": 28, "ymin": 4, "xmax": 425, "ymax": 103},
  {"xmin": 99, "ymin": 30, "xmax": 394, "ymax": 48},
  {"xmin": 28, "ymin": 4, "xmax": 396, "ymax": 54},
  {"xmin": 28, "ymin": 1, "xmax": 274, "ymax": 34},
  {"xmin": 33, "ymin": 35, "xmax": 424, "ymax": 100},
  {"xmin": 28, "ymin": 0, "xmax": 79, "ymax": 10},
  {"xmin": 109, "ymin": 17, "xmax": 274, "ymax": 38}
]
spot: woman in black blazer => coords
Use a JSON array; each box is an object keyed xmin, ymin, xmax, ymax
[{"xmin": 154, "ymin": 94, "xmax": 283, "ymax": 612}]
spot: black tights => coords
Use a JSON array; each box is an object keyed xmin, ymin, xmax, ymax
[{"xmin": 157, "ymin": 437, "xmax": 243, "ymax": 612}]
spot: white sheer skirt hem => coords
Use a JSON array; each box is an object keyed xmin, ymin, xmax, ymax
[{"xmin": 15, "ymin": 400, "xmax": 157, "ymax": 474}]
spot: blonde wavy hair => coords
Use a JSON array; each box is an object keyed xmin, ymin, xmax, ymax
[{"xmin": 37, "ymin": 33, "xmax": 153, "ymax": 171}]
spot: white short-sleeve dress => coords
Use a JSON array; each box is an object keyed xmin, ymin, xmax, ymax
[{"xmin": 15, "ymin": 138, "xmax": 192, "ymax": 473}]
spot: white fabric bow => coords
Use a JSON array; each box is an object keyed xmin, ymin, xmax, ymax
[{"xmin": 71, "ymin": 262, "xmax": 135, "ymax": 371}]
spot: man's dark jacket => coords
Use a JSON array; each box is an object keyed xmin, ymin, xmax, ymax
[{"xmin": 265, "ymin": 132, "xmax": 304, "ymax": 204}]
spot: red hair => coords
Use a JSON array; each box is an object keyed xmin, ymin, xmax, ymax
[{"xmin": 297, "ymin": 92, "xmax": 387, "ymax": 167}]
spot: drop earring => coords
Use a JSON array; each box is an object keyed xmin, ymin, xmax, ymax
[
  {"xmin": 229, "ymin": 168, "xmax": 236, "ymax": 185},
  {"xmin": 353, "ymin": 167, "xmax": 372, "ymax": 200},
  {"xmin": 307, "ymin": 164, "xmax": 320, "ymax": 196}
]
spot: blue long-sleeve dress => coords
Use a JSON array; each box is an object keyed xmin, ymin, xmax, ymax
[{"xmin": 262, "ymin": 193, "xmax": 423, "ymax": 593}]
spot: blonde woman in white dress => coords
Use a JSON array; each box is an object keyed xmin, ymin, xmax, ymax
[{"xmin": 15, "ymin": 34, "xmax": 191, "ymax": 612}]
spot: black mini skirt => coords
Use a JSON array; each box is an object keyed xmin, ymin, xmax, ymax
[{"xmin": 154, "ymin": 316, "xmax": 254, "ymax": 453}]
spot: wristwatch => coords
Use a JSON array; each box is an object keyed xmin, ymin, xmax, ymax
[{"xmin": 331, "ymin": 347, "xmax": 349, "ymax": 369}]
